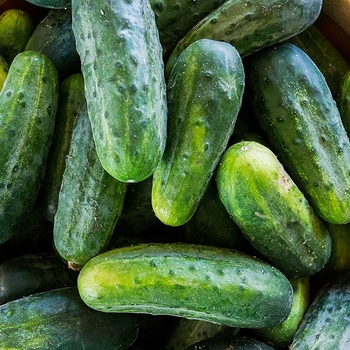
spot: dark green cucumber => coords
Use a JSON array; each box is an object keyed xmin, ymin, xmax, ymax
[
  {"xmin": 0, "ymin": 54, "xmax": 8, "ymax": 91},
  {"xmin": 150, "ymin": 0, "xmax": 227, "ymax": 57},
  {"xmin": 53, "ymin": 95, "xmax": 127, "ymax": 270},
  {"xmin": 25, "ymin": 0, "xmax": 71, "ymax": 8},
  {"xmin": 40, "ymin": 73, "xmax": 85, "ymax": 223},
  {"xmin": 0, "ymin": 50, "xmax": 59, "ymax": 244},
  {"xmin": 216, "ymin": 141, "xmax": 331, "ymax": 278},
  {"xmin": 184, "ymin": 335, "xmax": 276, "ymax": 350},
  {"xmin": 288, "ymin": 25, "xmax": 350, "ymax": 99},
  {"xmin": 0, "ymin": 9, "xmax": 34, "ymax": 63},
  {"xmin": 247, "ymin": 42, "xmax": 350, "ymax": 225},
  {"xmin": 72, "ymin": 0, "xmax": 167, "ymax": 183},
  {"xmin": 337, "ymin": 70, "xmax": 350, "ymax": 136},
  {"xmin": 0, "ymin": 252, "xmax": 77, "ymax": 305},
  {"xmin": 165, "ymin": 0, "xmax": 322, "ymax": 78},
  {"xmin": 292, "ymin": 272, "xmax": 350, "ymax": 349},
  {"xmin": 0, "ymin": 287, "xmax": 140, "ymax": 350},
  {"xmin": 25, "ymin": 8, "xmax": 80, "ymax": 80},
  {"xmin": 251, "ymin": 277, "xmax": 310, "ymax": 348},
  {"xmin": 183, "ymin": 178, "xmax": 247, "ymax": 251},
  {"xmin": 152, "ymin": 38, "xmax": 244, "ymax": 226},
  {"xmin": 78, "ymin": 242, "xmax": 293, "ymax": 328}
]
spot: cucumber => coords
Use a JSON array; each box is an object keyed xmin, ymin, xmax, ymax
[
  {"xmin": 216, "ymin": 141, "xmax": 332, "ymax": 278},
  {"xmin": 0, "ymin": 9, "xmax": 34, "ymax": 63},
  {"xmin": 165, "ymin": 0, "xmax": 322, "ymax": 78},
  {"xmin": 72, "ymin": 0, "xmax": 167, "ymax": 183},
  {"xmin": 0, "ymin": 54, "xmax": 8, "ymax": 91},
  {"xmin": 247, "ymin": 42, "xmax": 350, "ymax": 225},
  {"xmin": 25, "ymin": 0, "xmax": 71, "ymax": 8},
  {"xmin": 292, "ymin": 272, "xmax": 350, "ymax": 349},
  {"xmin": 150, "ymin": 0, "xmax": 227, "ymax": 57},
  {"xmin": 0, "ymin": 50, "xmax": 59, "ymax": 244},
  {"xmin": 152, "ymin": 38, "xmax": 244, "ymax": 226},
  {"xmin": 39, "ymin": 73, "xmax": 85, "ymax": 223},
  {"xmin": 288, "ymin": 25, "xmax": 350, "ymax": 99},
  {"xmin": 53, "ymin": 94, "xmax": 127, "ymax": 270},
  {"xmin": 337, "ymin": 70, "xmax": 350, "ymax": 136},
  {"xmin": 25, "ymin": 8, "xmax": 80, "ymax": 80},
  {"xmin": 78, "ymin": 242, "xmax": 293, "ymax": 329},
  {"xmin": 0, "ymin": 252, "xmax": 77, "ymax": 305},
  {"xmin": 0, "ymin": 287, "xmax": 140, "ymax": 350},
  {"xmin": 251, "ymin": 277, "xmax": 310, "ymax": 348}
]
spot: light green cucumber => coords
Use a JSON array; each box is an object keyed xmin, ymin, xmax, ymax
[
  {"xmin": 78, "ymin": 242, "xmax": 293, "ymax": 329},
  {"xmin": 216, "ymin": 141, "xmax": 331, "ymax": 278},
  {"xmin": 72, "ymin": 0, "xmax": 167, "ymax": 183},
  {"xmin": 152, "ymin": 38, "xmax": 244, "ymax": 226},
  {"xmin": 53, "ymin": 95, "xmax": 127, "ymax": 270},
  {"xmin": 165, "ymin": 0, "xmax": 322, "ymax": 78},
  {"xmin": 0, "ymin": 50, "xmax": 59, "ymax": 244}
]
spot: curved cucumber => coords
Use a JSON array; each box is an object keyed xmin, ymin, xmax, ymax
[
  {"xmin": 0, "ymin": 50, "xmax": 59, "ymax": 244},
  {"xmin": 72, "ymin": 0, "xmax": 167, "ymax": 183},
  {"xmin": 53, "ymin": 95, "xmax": 127, "ymax": 270},
  {"xmin": 216, "ymin": 141, "xmax": 331, "ymax": 278},
  {"xmin": 165, "ymin": 0, "xmax": 322, "ymax": 78},
  {"xmin": 247, "ymin": 42, "xmax": 350, "ymax": 224},
  {"xmin": 0, "ymin": 287, "xmax": 140, "ymax": 350},
  {"xmin": 152, "ymin": 39, "xmax": 244, "ymax": 226},
  {"xmin": 78, "ymin": 242, "xmax": 293, "ymax": 329}
]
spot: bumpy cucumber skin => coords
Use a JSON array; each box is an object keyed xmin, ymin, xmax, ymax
[
  {"xmin": 78, "ymin": 242, "xmax": 293, "ymax": 329},
  {"xmin": 288, "ymin": 25, "xmax": 350, "ymax": 99},
  {"xmin": 25, "ymin": 9, "xmax": 80, "ymax": 80},
  {"xmin": 0, "ymin": 287, "xmax": 140, "ymax": 350},
  {"xmin": 247, "ymin": 43, "xmax": 350, "ymax": 225},
  {"xmin": 337, "ymin": 70, "xmax": 350, "ymax": 136},
  {"xmin": 0, "ymin": 9, "xmax": 34, "ymax": 63},
  {"xmin": 152, "ymin": 39, "xmax": 244, "ymax": 226},
  {"xmin": 72, "ymin": 0, "xmax": 167, "ymax": 183},
  {"xmin": 150, "ymin": 0, "xmax": 226, "ymax": 57},
  {"xmin": 165, "ymin": 0, "xmax": 322, "ymax": 78},
  {"xmin": 216, "ymin": 141, "xmax": 331, "ymax": 278},
  {"xmin": 53, "ymin": 99, "xmax": 127, "ymax": 270},
  {"xmin": 40, "ymin": 73, "xmax": 85, "ymax": 223},
  {"xmin": 25, "ymin": 0, "xmax": 71, "ymax": 8},
  {"xmin": 292, "ymin": 272, "xmax": 350, "ymax": 349},
  {"xmin": 0, "ymin": 50, "xmax": 59, "ymax": 244}
]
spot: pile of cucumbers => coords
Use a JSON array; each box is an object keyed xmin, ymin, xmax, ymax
[{"xmin": 1, "ymin": 0, "xmax": 350, "ymax": 349}]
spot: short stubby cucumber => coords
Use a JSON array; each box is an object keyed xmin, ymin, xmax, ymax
[
  {"xmin": 165, "ymin": 0, "xmax": 322, "ymax": 78},
  {"xmin": 216, "ymin": 141, "xmax": 332, "ymax": 278},
  {"xmin": 0, "ymin": 50, "xmax": 59, "ymax": 244},
  {"xmin": 152, "ymin": 39, "xmax": 244, "ymax": 226},
  {"xmin": 78, "ymin": 242, "xmax": 293, "ymax": 329},
  {"xmin": 0, "ymin": 287, "xmax": 140, "ymax": 350},
  {"xmin": 72, "ymin": 0, "xmax": 167, "ymax": 183},
  {"xmin": 40, "ymin": 73, "xmax": 85, "ymax": 223},
  {"xmin": 53, "ymin": 97, "xmax": 127, "ymax": 270},
  {"xmin": 247, "ymin": 43, "xmax": 350, "ymax": 224}
]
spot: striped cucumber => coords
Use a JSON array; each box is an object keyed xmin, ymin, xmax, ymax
[
  {"xmin": 72, "ymin": 0, "xmax": 167, "ymax": 183},
  {"xmin": 216, "ymin": 141, "xmax": 331, "ymax": 278},
  {"xmin": 152, "ymin": 38, "xmax": 244, "ymax": 226},
  {"xmin": 0, "ymin": 50, "xmax": 59, "ymax": 244},
  {"xmin": 78, "ymin": 242, "xmax": 293, "ymax": 329},
  {"xmin": 247, "ymin": 42, "xmax": 350, "ymax": 224},
  {"xmin": 165, "ymin": 0, "xmax": 322, "ymax": 78},
  {"xmin": 53, "ymin": 93, "xmax": 127, "ymax": 270}
]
